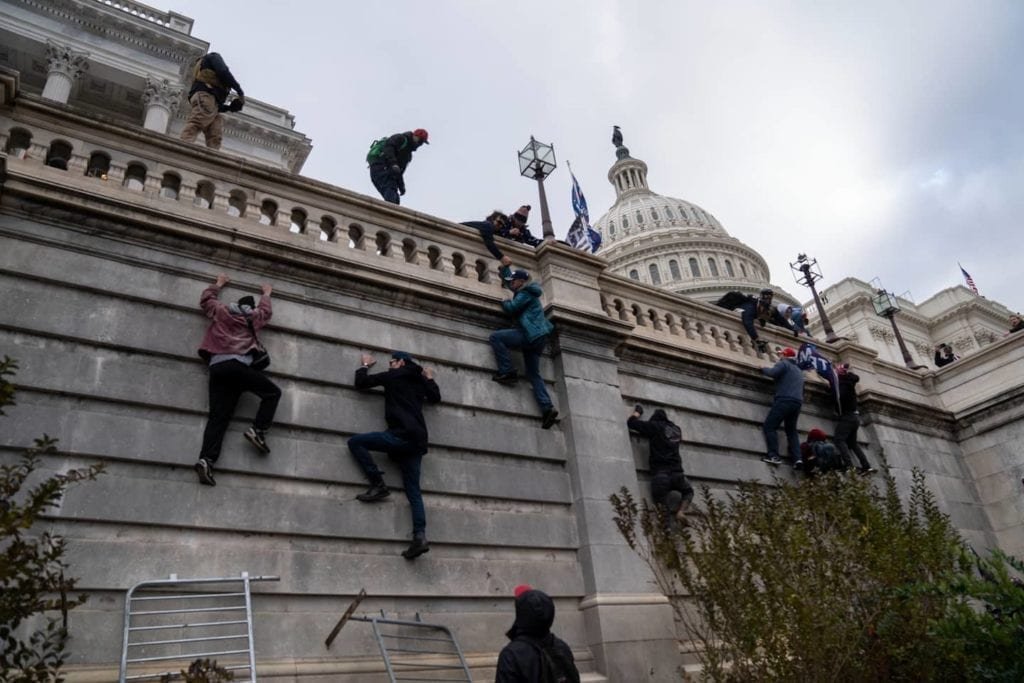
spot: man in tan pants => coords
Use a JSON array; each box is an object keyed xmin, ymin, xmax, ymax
[{"xmin": 180, "ymin": 52, "xmax": 244, "ymax": 150}]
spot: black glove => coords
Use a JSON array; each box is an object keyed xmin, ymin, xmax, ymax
[
  {"xmin": 634, "ymin": 404, "xmax": 644, "ymax": 416},
  {"xmin": 227, "ymin": 97, "xmax": 244, "ymax": 112}
]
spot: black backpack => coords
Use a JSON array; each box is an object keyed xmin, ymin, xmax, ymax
[
  {"xmin": 662, "ymin": 422, "xmax": 682, "ymax": 446},
  {"xmin": 527, "ymin": 638, "xmax": 580, "ymax": 683},
  {"xmin": 715, "ymin": 291, "xmax": 749, "ymax": 310},
  {"xmin": 810, "ymin": 441, "xmax": 843, "ymax": 472}
]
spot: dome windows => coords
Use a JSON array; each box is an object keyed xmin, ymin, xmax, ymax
[
  {"xmin": 669, "ymin": 260, "xmax": 681, "ymax": 280},
  {"xmin": 650, "ymin": 208, "xmax": 659, "ymax": 221},
  {"xmin": 664, "ymin": 206, "xmax": 674, "ymax": 220},
  {"xmin": 609, "ymin": 221, "xmax": 616, "ymax": 236},
  {"xmin": 649, "ymin": 264, "xmax": 661, "ymax": 285},
  {"xmin": 636, "ymin": 211, "xmax": 644, "ymax": 225},
  {"xmin": 689, "ymin": 258, "xmax": 701, "ymax": 277},
  {"xmin": 629, "ymin": 269, "xmax": 639, "ymax": 280},
  {"xmin": 740, "ymin": 262, "xmax": 748, "ymax": 278},
  {"xmin": 725, "ymin": 259, "xmax": 735, "ymax": 277},
  {"xmin": 708, "ymin": 258, "xmax": 719, "ymax": 277},
  {"xmin": 622, "ymin": 216, "xmax": 629, "ymax": 229}
]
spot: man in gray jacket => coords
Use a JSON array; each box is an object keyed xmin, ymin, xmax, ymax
[{"xmin": 761, "ymin": 347, "xmax": 805, "ymax": 467}]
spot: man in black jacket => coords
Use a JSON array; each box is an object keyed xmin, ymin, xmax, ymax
[
  {"xmin": 627, "ymin": 405, "xmax": 694, "ymax": 525},
  {"xmin": 180, "ymin": 52, "xmax": 244, "ymax": 150},
  {"xmin": 835, "ymin": 363, "xmax": 877, "ymax": 474},
  {"xmin": 348, "ymin": 351, "xmax": 441, "ymax": 559},
  {"xmin": 367, "ymin": 129, "xmax": 429, "ymax": 205},
  {"xmin": 497, "ymin": 205, "xmax": 542, "ymax": 248},
  {"xmin": 495, "ymin": 585, "xmax": 579, "ymax": 683},
  {"xmin": 716, "ymin": 288, "xmax": 795, "ymax": 353}
]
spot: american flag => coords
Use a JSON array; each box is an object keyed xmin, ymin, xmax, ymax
[
  {"xmin": 568, "ymin": 170, "xmax": 601, "ymax": 253},
  {"xmin": 959, "ymin": 264, "xmax": 979, "ymax": 295}
]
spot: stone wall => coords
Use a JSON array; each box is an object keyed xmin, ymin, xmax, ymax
[{"xmin": 1, "ymin": 95, "xmax": 1022, "ymax": 682}]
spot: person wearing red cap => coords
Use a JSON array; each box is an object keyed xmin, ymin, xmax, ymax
[
  {"xmin": 800, "ymin": 427, "xmax": 844, "ymax": 474},
  {"xmin": 496, "ymin": 585, "xmax": 579, "ymax": 682},
  {"xmin": 761, "ymin": 347, "xmax": 805, "ymax": 467},
  {"xmin": 366, "ymin": 128, "xmax": 429, "ymax": 205}
]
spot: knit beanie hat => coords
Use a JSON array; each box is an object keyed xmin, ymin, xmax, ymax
[
  {"xmin": 808, "ymin": 428, "xmax": 828, "ymax": 442},
  {"xmin": 512, "ymin": 205, "xmax": 531, "ymax": 223}
]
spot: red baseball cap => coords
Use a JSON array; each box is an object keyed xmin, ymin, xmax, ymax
[
  {"xmin": 413, "ymin": 128, "xmax": 429, "ymax": 144},
  {"xmin": 781, "ymin": 348, "xmax": 797, "ymax": 358}
]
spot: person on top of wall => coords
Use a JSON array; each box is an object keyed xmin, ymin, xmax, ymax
[
  {"xmin": 1005, "ymin": 313, "xmax": 1023, "ymax": 336},
  {"xmin": 348, "ymin": 351, "xmax": 441, "ymax": 560},
  {"xmin": 761, "ymin": 347, "xmax": 805, "ymax": 468},
  {"xmin": 180, "ymin": 52, "xmax": 244, "ymax": 150},
  {"xmin": 461, "ymin": 211, "xmax": 514, "ymax": 265},
  {"xmin": 194, "ymin": 274, "xmax": 281, "ymax": 487},
  {"xmin": 497, "ymin": 205, "xmax": 543, "ymax": 249},
  {"xmin": 777, "ymin": 303, "xmax": 812, "ymax": 338},
  {"xmin": 716, "ymin": 288, "xmax": 795, "ymax": 353},
  {"xmin": 834, "ymin": 362, "xmax": 877, "ymax": 474},
  {"xmin": 490, "ymin": 267, "xmax": 560, "ymax": 429},
  {"xmin": 934, "ymin": 343, "xmax": 960, "ymax": 368},
  {"xmin": 495, "ymin": 584, "xmax": 580, "ymax": 683},
  {"xmin": 628, "ymin": 405, "xmax": 695, "ymax": 528},
  {"xmin": 366, "ymin": 129, "xmax": 429, "ymax": 205}
]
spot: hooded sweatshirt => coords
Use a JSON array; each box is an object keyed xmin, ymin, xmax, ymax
[
  {"xmin": 627, "ymin": 409, "xmax": 684, "ymax": 473},
  {"xmin": 197, "ymin": 285, "xmax": 271, "ymax": 360},
  {"xmin": 495, "ymin": 590, "xmax": 579, "ymax": 683},
  {"xmin": 354, "ymin": 360, "xmax": 441, "ymax": 450}
]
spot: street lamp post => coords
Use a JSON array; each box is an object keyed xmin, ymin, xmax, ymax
[
  {"xmin": 789, "ymin": 253, "xmax": 841, "ymax": 343},
  {"xmin": 518, "ymin": 136, "xmax": 557, "ymax": 241},
  {"xmin": 871, "ymin": 288, "xmax": 927, "ymax": 370}
]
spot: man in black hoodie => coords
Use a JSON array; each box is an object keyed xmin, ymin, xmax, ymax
[
  {"xmin": 348, "ymin": 351, "xmax": 441, "ymax": 559},
  {"xmin": 180, "ymin": 52, "xmax": 244, "ymax": 150},
  {"xmin": 627, "ymin": 405, "xmax": 694, "ymax": 524},
  {"xmin": 834, "ymin": 363, "xmax": 877, "ymax": 475},
  {"xmin": 495, "ymin": 585, "xmax": 579, "ymax": 683},
  {"xmin": 366, "ymin": 129, "xmax": 429, "ymax": 205}
]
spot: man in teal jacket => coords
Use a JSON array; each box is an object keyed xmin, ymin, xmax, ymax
[{"xmin": 491, "ymin": 267, "xmax": 559, "ymax": 429}]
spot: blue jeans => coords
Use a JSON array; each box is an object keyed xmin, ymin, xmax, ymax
[
  {"xmin": 347, "ymin": 431, "xmax": 425, "ymax": 534},
  {"xmin": 369, "ymin": 164, "xmax": 401, "ymax": 205},
  {"xmin": 763, "ymin": 398, "xmax": 802, "ymax": 461},
  {"xmin": 489, "ymin": 328, "xmax": 552, "ymax": 412}
]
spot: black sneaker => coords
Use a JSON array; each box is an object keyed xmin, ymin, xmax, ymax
[
  {"xmin": 762, "ymin": 455, "xmax": 783, "ymax": 466},
  {"xmin": 492, "ymin": 371, "xmax": 519, "ymax": 385},
  {"xmin": 244, "ymin": 427, "xmax": 270, "ymax": 454},
  {"xmin": 541, "ymin": 408, "xmax": 560, "ymax": 429},
  {"xmin": 793, "ymin": 459, "xmax": 804, "ymax": 470},
  {"xmin": 402, "ymin": 534, "xmax": 430, "ymax": 560},
  {"xmin": 356, "ymin": 482, "xmax": 390, "ymax": 502},
  {"xmin": 194, "ymin": 459, "xmax": 216, "ymax": 486}
]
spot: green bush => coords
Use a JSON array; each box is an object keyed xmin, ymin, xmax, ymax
[
  {"xmin": 0, "ymin": 356, "xmax": 104, "ymax": 681},
  {"xmin": 612, "ymin": 470, "xmax": 1023, "ymax": 681}
]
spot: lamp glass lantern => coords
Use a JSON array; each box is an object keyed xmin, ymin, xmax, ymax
[
  {"xmin": 872, "ymin": 289, "xmax": 900, "ymax": 316},
  {"xmin": 518, "ymin": 136, "xmax": 556, "ymax": 179}
]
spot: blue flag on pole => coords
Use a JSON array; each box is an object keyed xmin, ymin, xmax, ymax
[{"xmin": 568, "ymin": 170, "xmax": 601, "ymax": 253}]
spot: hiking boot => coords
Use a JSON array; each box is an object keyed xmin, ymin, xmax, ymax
[
  {"xmin": 492, "ymin": 371, "xmax": 519, "ymax": 385},
  {"xmin": 244, "ymin": 427, "xmax": 270, "ymax": 454},
  {"xmin": 402, "ymin": 533, "xmax": 430, "ymax": 560},
  {"xmin": 762, "ymin": 455, "xmax": 783, "ymax": 466},
  {"xmin": 194, "ymin": 459, "xmax": 216, "ymax": 487},
  {"xmin": 858, "ymin": 466, "xmax": 877, "ymax": 475},
  {"xmin": 541, "ymin": 408, "xmax": 560, "ymax": 430},
  {"xmin": 356, "ymin": 482, "xmax": 391, "ymax": 502},
  {"xmin": 792, "ymin": 459, "xmax": 804, "ymax": 470}
]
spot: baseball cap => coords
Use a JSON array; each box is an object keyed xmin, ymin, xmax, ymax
[
  {"xmin": 503, "ymin": 269, "xmax": 530, "ymax": 282},
  {"xmin": 413, "ymin": 128, "xmax": 429, "ymax": 144}
]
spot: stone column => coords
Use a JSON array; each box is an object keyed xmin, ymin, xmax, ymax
[
  {"xmin": 42, "ymin": 41, "xmax": 89, "ymax": 104},
  {"xmin": 142, "ymin": 77, "xmax": 182, "ymax": 134}
]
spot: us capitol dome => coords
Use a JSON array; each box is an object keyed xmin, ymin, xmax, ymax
[{"xmin": 592, "ymin": 128, "xmax": 798, "ymax": 306}]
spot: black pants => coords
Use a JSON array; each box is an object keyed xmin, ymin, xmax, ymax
[
  {"xmin": 199, "ymin": 360, "xmax": 281, "ymax": 462},
  {"xmin": 651, "ymin": 470, "xmax": 694, "ymax": 511},
  {"xmin": 369, "ymin": 163, "xmax": 401, "ymax": 204},
  {"xmin": 834, "ymin": 412, "xmax": 870, "ymax": 469}
]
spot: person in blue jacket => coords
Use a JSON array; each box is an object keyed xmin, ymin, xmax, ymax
[{"xmin": 490, "ymin": 267, "xmax": 559, "ymax": 429}]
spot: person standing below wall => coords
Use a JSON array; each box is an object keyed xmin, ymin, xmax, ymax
[
  {"xmin": 180, "ymin": 52, "xmax": 244, "ymax": 150},
  {"xmin": 194, "ymin": 274, "xmax": 281, "ymax": 487},
  {"xmin": 495, "ymin": 584, "xmax": 580, "ymax": 683},
  {"xmin": 366, "ymin": 129, "xmax": 429, "ymax": 205},
  {"xmin": 490, "ymin": 267, "xmax": 560, "ymax": 429},
  {"xmin": 934, "ymin": 343, "xmax": 960, "ymax": 368},
  {"xmin": 627, "ymin": 405, "xmax": 694, "ymax": 528},
  {"xmin": 834, "ymin": 363, "xmax": 877, "ymax": 475},
  {"xmin": 761, "ymin": 347, "xmax": 805, "ymax": 468},
  {"xmin": 348, "ymin": 351, "xmax": 440, "ymax": 560}
]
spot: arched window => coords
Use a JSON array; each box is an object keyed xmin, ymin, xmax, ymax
[
  {"xmin": 45, "ymin": 140, "xmax": 73, "ymax": 170},
  {"xmin": 725, "ymin": 259, "xmax": 735, "ymax": 277},
  {"xmin": 669, "ymin": 260, "xmax": 681, "ymax": 280},
  {"xmin": 622, "ymin": 216, "xmax": 629, "ymax": 229},
  {"xmin": 160, "ymin": 172, "xmax": 181, "ymax": 199},
  {"xmin": 649, "ymin": 264, "xmax": 661, "ymax": 285},
  {"xmin": 123, "ymin": 162, "xmax": 147, "ymax": 191},
  {"xmin": 689, "ymin": 258, "xmax": 701, "ymax": 277},
  {"xmin": 708, "ymin": 258, "xmax": 719, "ymax": 277},
  {"xmin": 636, "ymin": 211, "xmax": 644, "ymax": 225},
  {"xmin": 629, "ymin": 269, "xmax": 639, "ymax": 280},
  {"xmin": 609, "ymin": 221, "xmax": 616, "ymax": 236},
  {"xmin": 651, "ymin": 208, "xmax": 659, "ymax": 221},
  {"xmin": 259, "ymin": 199, "xmax": 278, "ymax": 225},
  {"xmin": 664, "ymin": 206, "xmax": 674, "ymax": 220},
  {"xmin": 5, "ymin": 128, "xmax": 32, "ymax": 158},
  {"xmin": 740, "ymin": 262, "xmax": 748, "ymax": 278}
]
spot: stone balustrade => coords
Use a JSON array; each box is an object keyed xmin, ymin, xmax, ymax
[{"xmin": 94, "ymin": 0, "xmax": 192, "ymax": 32}]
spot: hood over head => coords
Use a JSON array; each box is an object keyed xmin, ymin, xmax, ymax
[{"xmin": 505, "ymin": 589, "xmax": 555, "ymax": 640}]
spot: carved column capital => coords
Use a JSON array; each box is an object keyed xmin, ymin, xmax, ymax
[
  {"xmin": 143, "ymin": 77, "xmax": 183, "ymax": 114},
  {"xmin": 45, "ymin": 40, "xmax": 89, "ymax": 81}
]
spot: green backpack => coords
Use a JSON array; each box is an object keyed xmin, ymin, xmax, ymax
[{"xmin": 366, "ymin": 135, "xmax": 406, "ymax": 164}]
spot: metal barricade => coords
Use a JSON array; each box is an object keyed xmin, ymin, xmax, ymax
[{"xmin": 118, "ymin": 572, "xmax": 279, "ymax": 683}]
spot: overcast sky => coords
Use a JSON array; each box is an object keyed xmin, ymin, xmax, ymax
[{"xmin": 169, "ymin": 0, "xmax": 1022, "ymax": 315}]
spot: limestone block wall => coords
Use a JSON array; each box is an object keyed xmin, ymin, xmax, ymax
[{"xmin": 1, "ymin": 95, "xmax": 1021, "ymax": 682}]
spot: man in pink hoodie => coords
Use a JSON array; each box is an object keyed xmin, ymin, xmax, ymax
[{"xmin": 194, "ymin": 273, "xmax": 280, "ymax": 486}]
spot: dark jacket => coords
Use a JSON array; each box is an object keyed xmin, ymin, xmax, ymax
[
  {"xmin": 934, "ymin": 349, "xmax": 958, "ymax": 367},
  {"xmin": 354, "ymin": 361, "xmax": 441, "ymax": 449},
  {"xmin": 717, "ymin": 292, "xmax": 794, "ymax": 340},
  {"xmin": 499, "ymin": 267, "xmax": 554, "ymax": 342},
  {"xmin": 837, "ymin": 371, "xmax": 859, "ymax": 415},
  {"xmin": 495, "ymin": 590, "xmax": 579, "ymax": 683},
  {"xmin": 498, "ymin": 222, "xmax": 543, "ymax": 248},
  {"xmin": 188, "ymin": 52, "xmax": 243, "ymax": 104},
  {"xmin": 461, "ymin": 219, "xmax": 505, "ymax": 260},
  {"xmin": 1011, "ymin": 319, "xmax": 1024, "ymax": 334},
  {"xmin": 197, "ymin": 285, "xmax": 270, "ymax": 360},
  {"xmin": 627, "ymin": 410, "xmax": 684, "ymax": 473},
  {"xmin": 763, "ymin": 358, "xmax": 804, "ymax": 402},
  {"xmin": 371, "ymin": 132, "xmax": 420, "ymax": 172}
]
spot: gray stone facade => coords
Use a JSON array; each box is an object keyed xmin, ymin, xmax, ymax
[{"xmin": 2, "ymin": 93, "xmax": 1023, "ymax": 682}]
